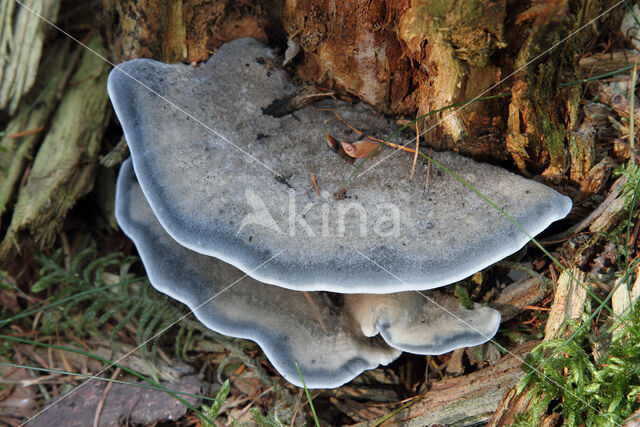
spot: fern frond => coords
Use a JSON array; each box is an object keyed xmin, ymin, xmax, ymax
[
  {"xmin": 109, "ymin": 302, "xmax": 141, "ymax": 345},
  {"xmin": 25, "ymin": 249, "xmax": 192, "ymax": 371}
]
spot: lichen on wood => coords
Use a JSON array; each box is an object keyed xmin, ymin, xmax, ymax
[
  {"xmin": 0, "ymin": 0, "xmax": 60, "ymax": 114},
  {"xmin": 0, "ymin": 37, "xmax": 111, "ymax": 262},
  {"xmin": 0, "ymin": 41, "xmax": 70, "ymax": 218}
]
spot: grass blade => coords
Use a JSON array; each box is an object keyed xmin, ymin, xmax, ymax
[{"xmin": 295, "ymin": 362, "xmax": 320, "ymax": 427}]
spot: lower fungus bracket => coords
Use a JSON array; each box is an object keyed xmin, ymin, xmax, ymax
[{"xmin": 116, "ymin": 159, "xmax": 501, "ymax": 388}]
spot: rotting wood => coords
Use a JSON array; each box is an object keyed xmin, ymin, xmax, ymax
[
  {"xmin": 99, "ymin": 137, "xmax": 129, "ymax": 168},
  {"xmin": 543, "ymin": 175, "xmax": 626, "ymax": 242},
  {"xmin": 492, "ymin": 277, "xmax": 550, "ymax": 323},
  {"xmin": 27, "ymin": 375, "xmax": 204, "ymax": 427},
  {"xmin": 612, "ymin": 275, "xmax": 633, "ymax": 335},
  {"xmin": 93, "ymin": 167, "xmax": 119, "ymax": 232},
  {"xmin": 589, "ymin": 190, "xmax": 628, "ymax": 235},
  {"xmin": 507, "ymin": 1, "xmax": 573, "ymax": 177},
  {"xmin": 623, "ymin": 407, "xmax": 640, "ymax": 426},
  {"xmin": 353, "ymin": 341, "xmax": 539, "ymax": 427},
  {"xmin": 489, "ymin": 268, "xmax": 590, "ymax": 426},
  {"xmin": 466, "ymin": 342, "xmax": 501, "ymax": 368},
  {"xmin": 0, "ymin": 0, "xmax": 60, "ymax": 114},
  {"xmin": 613, "ymin": 275, "xmax": 635, "ymax": 315},
  {"xmin": 329, "ymin": 369, "xmax": 400, "ymax": 405},
  {"xmin": 93, "ymin": 367, "xmax": 120, "ymax": 427},
  {"xmin": 102, "ymin": 1, "xmax": 624, "ymax": 172},
  {"xmin": 584, "ymin": 101, "xmax": 617, "ymax": 128},
  {"xmin": 445, "ymin": 348, "xmax": 466, "ymax": 376},
  {"xmin": 329, "ymin": 396, "xmax": 391, "ymax": 423},
  {"xmin": 506, "ymin": 0, "xmax": 624, "ymax": 178},
  {"xmin": 592, "ymin": 80, "xmax": 640, "ymax": 132},
  {"xmin": 579, "ymin": 49, "xmax": 640, "ymax": 77},
  {"xmin": 0, "ymin": 37, "xmax": 111, "ymax": 262},
  {"xmin": 568, "ymin": 123, "xmax": 596, "ymax": 184},
  {"xmin": 397, "ymin": 0, "xmax": 506, "ymax": 148},
  {"xmin": 577, "ymin": 155, "xmax": 615, "ymax": 202},
  {"xmin": 632, "ymin": 265, "xmax": 640, "ymax": 302},
  {"xmin": 544, "ymin": 268, "xmax": 588, "ymax": 340},
  {"xmin": 489, "ymin": 386, "xmax": 560, "ymax": 427},
  {"xmin": 0, "ymin": 41, "xmax": 70, "ymax": 219},
  {"xmin": 610, "ymin": 263, "xmax": 640, "ymax": 334},
  {"xmin": 101, "ymin": 0, "xmax": 283, "ymax": 63},
  {"xmin": 0, "ymin": 359, "xmax": 38, "ymax": 421}
]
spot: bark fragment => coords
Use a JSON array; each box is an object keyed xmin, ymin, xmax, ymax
[
  {"xmin": 0, "ymin": 37, "xmax": 111, "ymax": 262},
  {"xmin": 359, "ymin": 341, "xmax": 539, "ymax": 427},
  {"xmin": 0, "ymin": 0, "xmax": 60, "ymax": 113},
  {"xmin": 579, "ymin": 49, "xmax": 640, "ymax": 77},
  {"xmin": 0, "ymin": 41, "xmax": 70, "ymax": 218},
  {"xmin": 102, "ymin": 0, "xmax": 283, "ymax": 63},
  {"xmin": 492, "ymin": 277, "xmax": 550, "ymax": 323},
  {"xmin": 543, "ymin": 269, "xmax": 588, "ymax": 340}
]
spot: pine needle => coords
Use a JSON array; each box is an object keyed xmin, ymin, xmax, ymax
[{"xmin": 409, "ymin": 118, "xmax": 420, "ymax": 181}]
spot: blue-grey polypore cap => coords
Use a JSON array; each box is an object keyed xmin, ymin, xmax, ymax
[
  {"xmin": 107, "ymin": 36, "xmax": 572, "ymax": 294},
  {"xmin": 345, "ymin": 293, "xmax": 500, "ymax": 354},
  {"xmin": 115, "ymin": 159, "xmax": 501, "ymax": 388}
]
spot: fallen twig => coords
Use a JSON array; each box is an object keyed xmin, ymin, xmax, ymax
[
  {"xmin": 3, "ymin": 126, "xmax": 46, "ymax": 139},
  {"xmin": 93, "ymin": 367, "xmax": 121, "ymax": 427},
  {"xmin": 541, "ymin": 175, "xmax": 626, "ymax": 242},
  {"xmin": 410, "ymin": 119, "xmax": 420, "ymax": 181}
]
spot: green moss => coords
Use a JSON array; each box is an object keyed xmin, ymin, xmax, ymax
[
  {"xmin": 424, "ymin": 0, "xmax": 479, "ymax": 19},
  {"xmin": 541, "ymin": 117, "xmax": 566, "ymax": 168},
  {"xmin": 517, "ymin": 301, "xmax": 640, "ymax": 426},
  {"xmin": 417, "ymin": 0, "xmax": 505, "ymax": 66},
  {"xmin": 455, "ymin": 284, "xmax": 474, "ymax": 310}
]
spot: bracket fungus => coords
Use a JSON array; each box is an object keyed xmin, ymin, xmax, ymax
[
  {"xmin": 116, "ymin": 159, "xmax": 500, "ymax": 388},
  {"xmin": 108, "ymin": 38, "xmax": 571, "ymax": 388}
]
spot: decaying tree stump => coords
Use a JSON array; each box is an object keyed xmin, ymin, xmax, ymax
[
  {"xmin": 0, "ymin": 0, "xmax": 59, "ymax": 114},
  {"xmin": 101, "ymin": 0, "xmax": 622, "ymax": 177}
]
